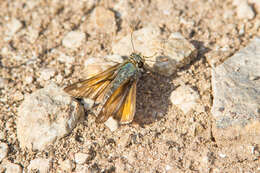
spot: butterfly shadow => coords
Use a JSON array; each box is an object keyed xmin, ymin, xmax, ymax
[{"xmin": 133, "ymin": 70, "xmax": 177, "ymax": 126}]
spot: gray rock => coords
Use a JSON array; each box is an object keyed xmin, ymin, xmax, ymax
[
  {"xmin": 211, "ymin": 37, "xmax": 260, "ymax": 143},
  {"xmin": 112, "ymin": 26, "xmax": 197, "ymax": 76},
  {"xmin": 17, "ymin": 83, "xmax": 84, "ymax": 150}
]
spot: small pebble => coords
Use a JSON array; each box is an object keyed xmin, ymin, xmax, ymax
[
  {"xmin": 28, "ymin": 158, "xmax": 50, "ymax": 173},
  {"xmin": 62, "ymin": 31, "xmax": 86, "ymax": 49},
  {"xmin": 6, "ymin": 18, "xmax": 23, "ymax": 36},
  {"xmin": 234, "ymin": 0, "xmax": 255, "ymax": 19},
  {"xmin": 0, "ymin": 142, "xmax": 8, "ymax": 162},
  {"xmin": 104, "ymin": 117, "xmax": 119, "ymax": 132},
  {"xmin": 74, "ymin": 153, "xmax": 89, "ymax": 164},
  {"xmin": 39, "ymin": 68, "xmax": 56, "ymax": 81},
  {"xmin": 170, "ymin": 85, "xmax": 200, "ymax": 114},
  {"xmin": 2, "ymin": 162, "xmax": 23, "ymax": 173}
]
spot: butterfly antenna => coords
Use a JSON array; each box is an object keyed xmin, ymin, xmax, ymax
[{"xmin": 131, "ymin": 31, "xmax": 136, "ymax": 53}]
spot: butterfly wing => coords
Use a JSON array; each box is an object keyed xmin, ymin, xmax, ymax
[
  {"xmin": 96, "ymin": 79, "xmax": 137, "ymax": 124},
  {"xmin": 95, "ymin": 79, "xmax": 132, "ymax": 123},
  {"xmin": 116, "ymin": 80, "xmax": 137, "ymax": 124},
  {"xmin": 64, "ymin": 63, "xmax": 121, "ymax": 100}
]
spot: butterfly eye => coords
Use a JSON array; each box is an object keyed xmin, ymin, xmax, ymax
[{"xmin": 138, "ymin": 61, "xmax": 143, "ymax": 68}]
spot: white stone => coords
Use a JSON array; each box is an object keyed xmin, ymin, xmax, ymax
[
  {"xmin": 88, "ymin": 6, "xmax": 116, "ymax": 34},
  {"xmin": 234, "ymin": 0, "xmax": 255, "ymax": 19},
  {"xmin": 219, "ymin": 153, "xmax": 226, "ymax": 158},
  {"xmin": 82, "ymin": 98, "xmax": 95, "ymax": 110},
  {"xmin": 55, "ymin": 74, "xmax": 63, "ymax": 84},
  {"xmin": 58, "ymin": 53, "xmax": 75, "ymax": 64},
  {"xmin": 104, "ymin": 117, "xmax": 119, "ymax": 132},
  {"xmin": 74, "ymin": 153, "xmax": 89, "ymax": 164},
  {"xmin": 156, "ymin": 0, "xmax": 173, "ymax": 15},
  {"xmin": 39, "ymin": 68, "xmax": 56, "ymax": 81},
  {"xmin": 170, "ymin": 85, "xmax": 200, "ymax": 114},
  {"xmin": 25, "ymin": 76, "xmax": 34, "ymax": 84},
  {"xmin": 112, "ymin": 26, "xmax": 197, "ymax": 76},
  {"xmin": 17, "ymin": 83, "xmax": 84, "ymax": 150},
  {"xmin": 0, "ymin": 142, "xmax": 8, "ymax": 162},
  {"xmin": 0, "ymin": 78, "xmax": 8, "ymax": 88},
  {"xmin": 75, "ymin": 164, "xmax": 89, "ymax": 173},
  {"xmin": 26, "ymin": 27, "xmax": 39, "ymax": 43},
  {"xmin": 62, "ymin": 31, "xmax": 86, "ymax": 49},
  {"xmin": 0, "ymin": 132, "xmax": 5, "ymax": 140},
  {"xmin": 2, "ymin": 162, "xmax": 22, "ymax": 173},
  {"xmin": 165, "ymin": 165, "xmax": 172, "ymax": 171},
  {"xmin": 13, "ymin": 91, "xmax": 24, "ymax": 101},
  {"xmin": 6, "ymin": 18, "xmax": 23, "ymax": 36},
  {"xmin": 28, "ymin": 158, "xmax": 50, "ymax": 173},
  {"xmin": 58, "ymin": 159, "xmax": 74, "ymax": 172}
]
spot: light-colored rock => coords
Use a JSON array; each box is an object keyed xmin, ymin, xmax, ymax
[
  {"xmin": 249, "ymin": 0, "xmax": 260, "ymax": 13},
  {"xmin": 39, "ymin": 68, "xmax": 56, "ymax": 81},
  {"xmin": 234, "ymin": 0, "xmax": 255, "ymax": 19},
  {"xmin": 6, "ymin": 18, "xmax": 23, "ymax": 36},
  {"xmin": 25, "ymin": 76, "xmax": 34, "ymax": 84},
  {"xmin": 58, "ymin": 159, "xmax": 74, "ymax": 172},
  {"xmin": 112, "ymin": 26, "xmax": 197, "ymax": 76},
  {"xmin": 88, "ymin": 6, "xmax": 116, "ymax": 34},
  {"xmin": 58, "ymin": 53, "xmax": 75, "ymax": 65},
  {"xmin": 0, "ymin": 78, "xmax": 8, "ymax": 88},
  {"xmin": 0, "ymin": 132, "xmax": 5, "ymax": 140},
  {"xmin": 81, "ymin": 98, "xmax": 95, "ymax": 110},
  {"xmin": 118, "ymin": 134, "xmax": 130, "ymax": 148},
  {"xmin": 104, "ymin": 117, "xmax": 119, "ymax": 132},
  {"xmin": 156, "ymin": 0, "xmax": 173, "ymax": 15},
  {"xmin": 211, "ymin": 37, "xmax": 260, "ymax": 144},
  {"xmin": 28, "ymin": 158, "xmax": 50, "ymax": 173},
  {"xmin": 74, "ymin": 153, "xmax": 90, "ymax": 164},
  {"xmin": 26, "ymin": 26, "xmax": 39, "ymax": 43},
  {"xmin": 62, "ymin": 31, "xmax": 86, "ymax": 49},
  {"xmin": 75, "ymin": 164, "xmax": 89, "ymax": 173},
  {"xmin": 0, "ymin": 142, "xmax": 8, "ymax": 162},
  {"xmin": 114, "ymin": 1, "xmax": 129, "ymax": 18},
  {"xmin": 17, "ymin": 83, "xmax": 84, "ymax": 150},
  {"xmin": 13, "ymin": 91, "xmax": 24, "ymax": 101},
  {"xmin": 170, "ymin": 85, "xmax": 200, "ymax": 114},
  {"xmin": 2, "ymin": 162, "xmax": 23, "ymax": 173}
]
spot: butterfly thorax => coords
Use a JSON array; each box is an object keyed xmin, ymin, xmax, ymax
[{"xmin": 128, "ymin": 53, "xmax": 145, "ymax": 70}]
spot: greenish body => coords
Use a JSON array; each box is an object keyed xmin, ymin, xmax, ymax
[
  {"xmin": 95, "ymin": 53, "xmax": 145, "ymax": 115},
  {"xmin": 103, "ymin": 62, "xmax": 138, "ymax": 103}
]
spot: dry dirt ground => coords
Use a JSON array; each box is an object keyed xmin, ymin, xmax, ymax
[{"xmin": 0, "ymin": 0, "xmax": 259, "ymax": 172}]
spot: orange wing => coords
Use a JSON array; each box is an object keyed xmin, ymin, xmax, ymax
[
  {"xmin": 116, "ymin": 80, "xmax": 137, "ymax": 124},
  {"xmin": 95, "ymin": 80, "xmax": 131, "ymax": 123},
  {"xmin": 96, "ymin": 80, "xmax": 137, "ymax": 124},
  {"xmin": 64, "ymin": 63, "xmax": 121, "ymax": 100}
]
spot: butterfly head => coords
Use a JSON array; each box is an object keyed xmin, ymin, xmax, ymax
[{"xmin": 129, "ymin": 53, "xmax": 145, "ymax": 69}]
